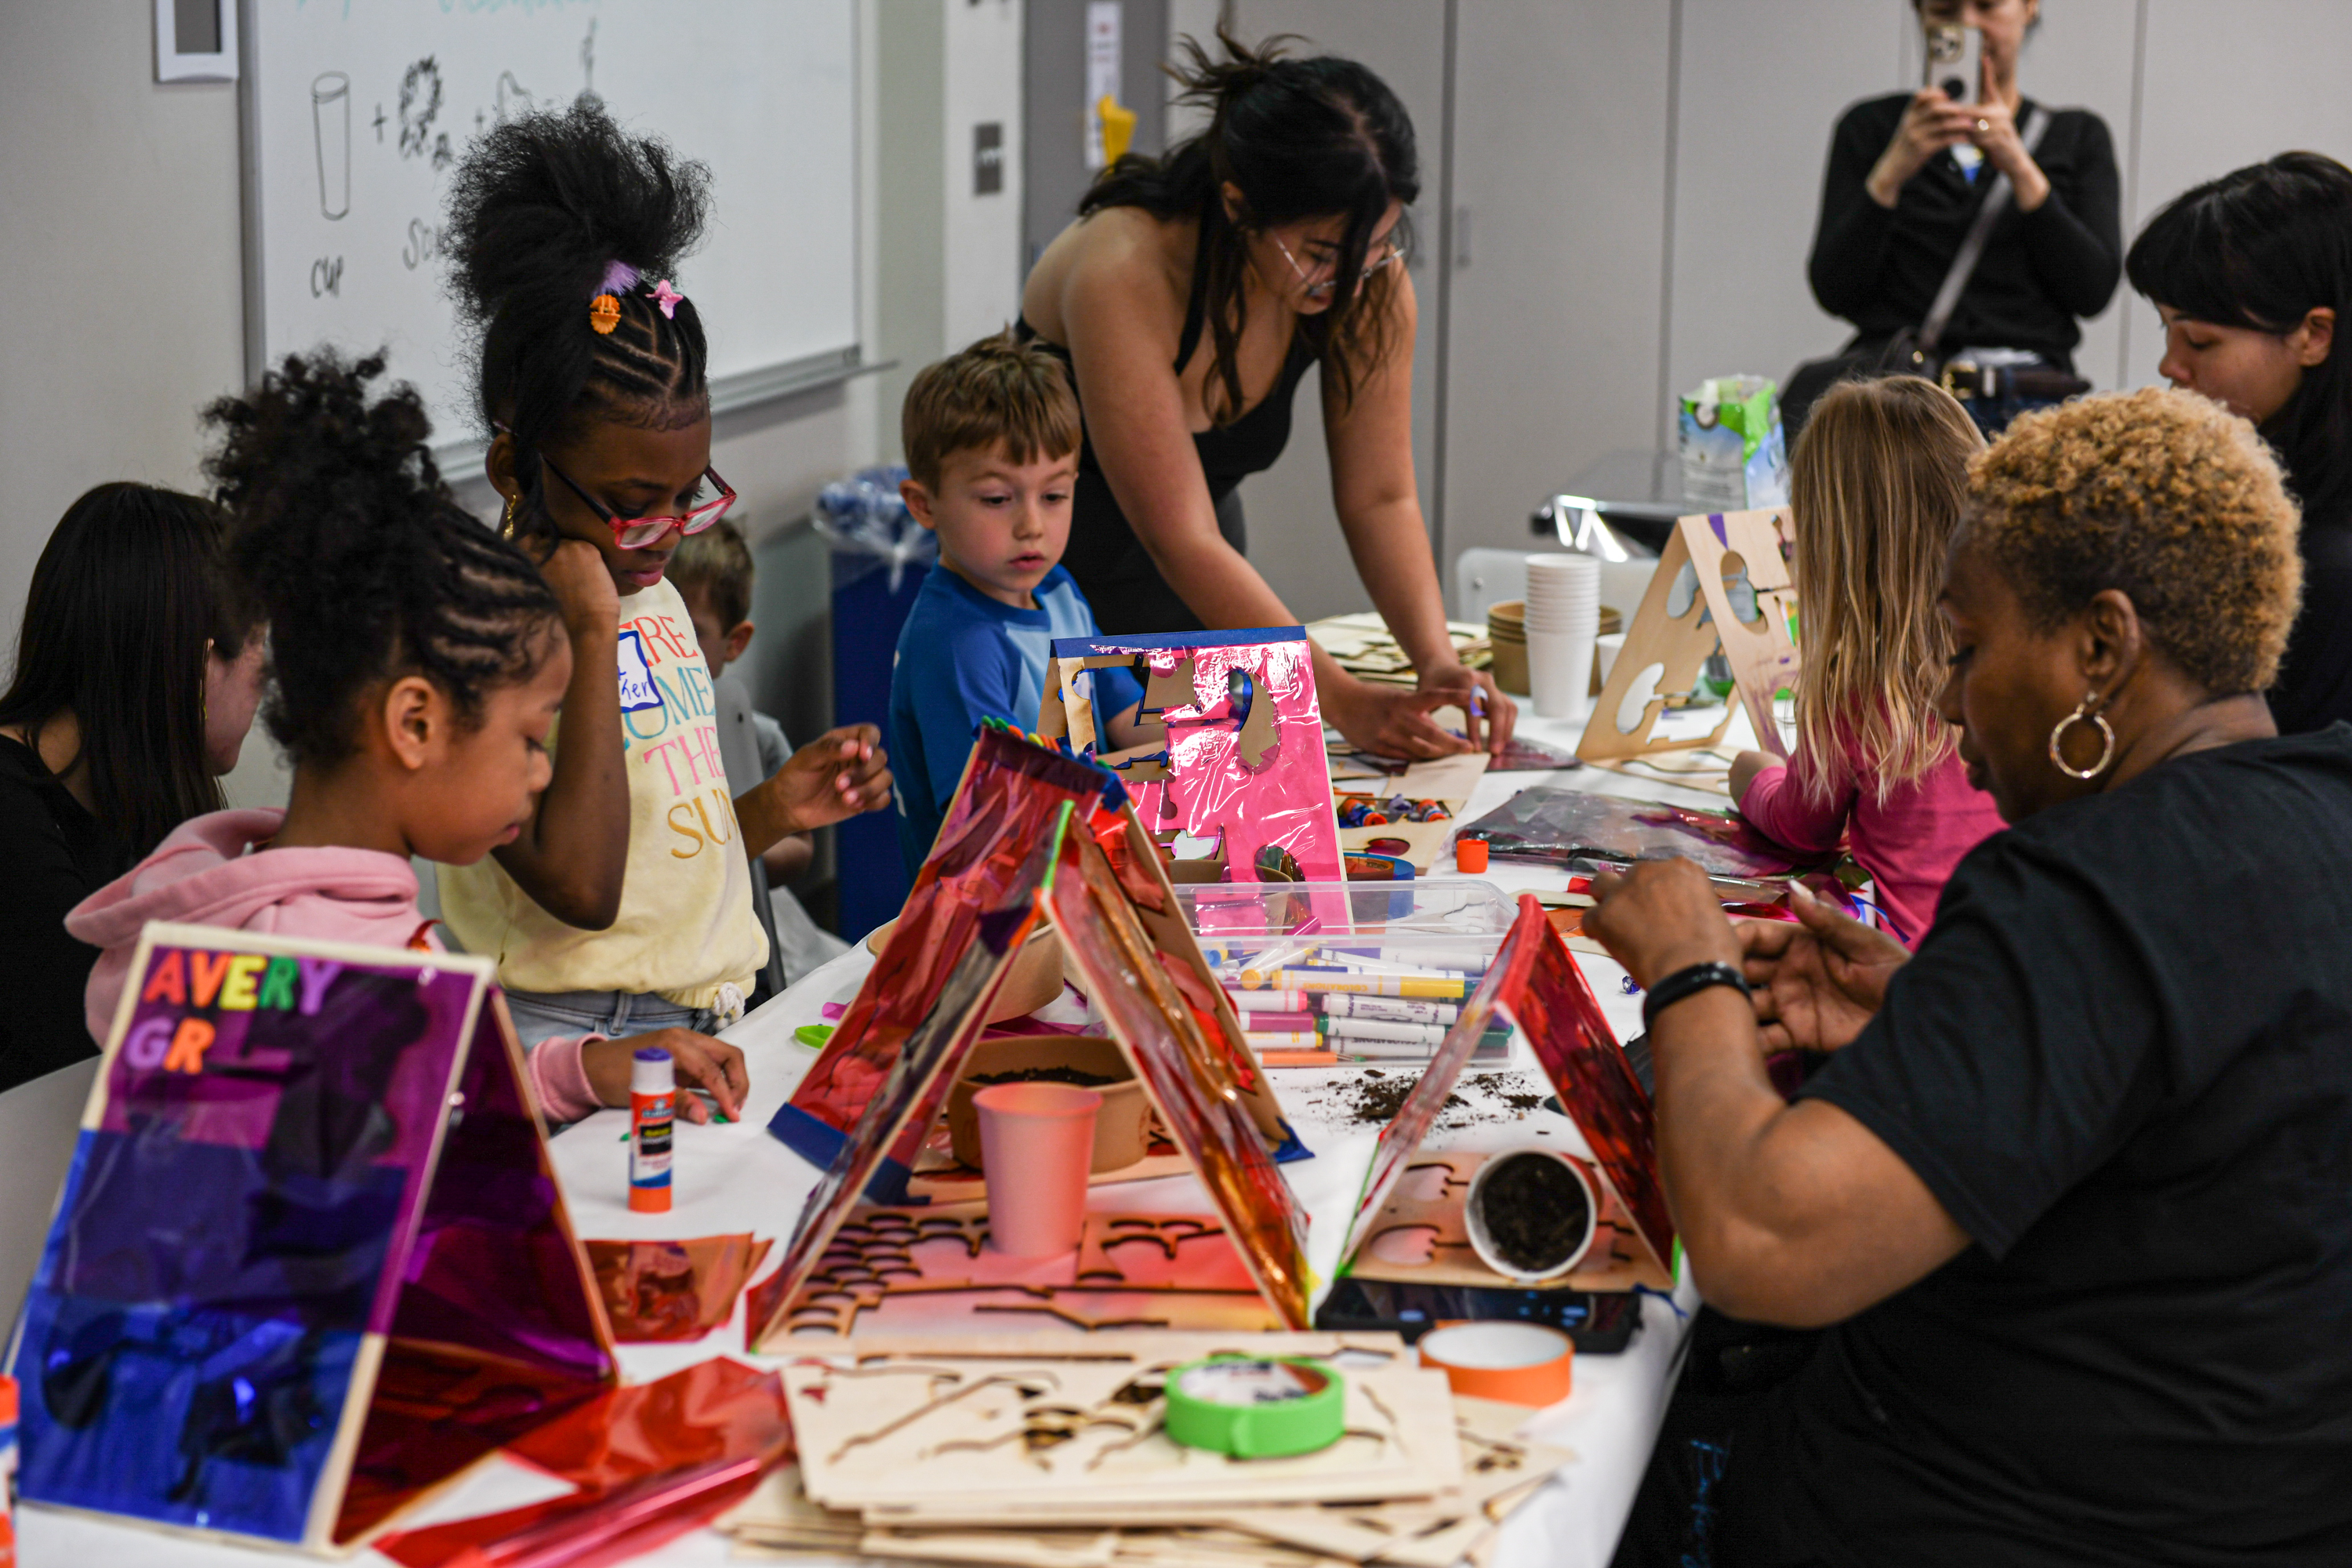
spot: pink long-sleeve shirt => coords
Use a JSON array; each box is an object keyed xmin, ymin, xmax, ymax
[
  {"xmin": 1738, "ymin": 744, "xmax": 2005, "ymax": 946},
  {"xmin": 66, "ymin": 808, "xmax": 604, "ymax": 1120}
]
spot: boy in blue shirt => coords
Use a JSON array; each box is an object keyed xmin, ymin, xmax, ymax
[{"xmin": 889, "ymin": 332, "xmax": 1149, "ymax": 875}]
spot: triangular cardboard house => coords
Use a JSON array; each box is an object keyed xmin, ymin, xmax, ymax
[
  {"xmin": 1578, "ymin": 507, "xmax": 1798, "ymax": 770},
  {"xmin": 1335, "ymin": 895, "xmax": 1677, "ymax": 1295},
  {"xmin": 1036, "ymin": 626, "xmax": 1347, "ymax": 887},
  {"xmin": 753, "ymin": 725, "xmax": 1312, "ymax": 1345},
  {"xmin": 6, "ymin": 925, "xmax": 615, "ymax": 1555}
]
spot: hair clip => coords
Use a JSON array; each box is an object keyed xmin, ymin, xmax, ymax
[
  {"xmin": 650, "ymin": 279, "xmax": 685, "ymax": 319},
  {"xmin": 601, "ymin": 260, "xmax": 642, "ymax": 293},
  {"xmin": 589, "ymin": 294, "xmax": 622, "ymax": 335}
]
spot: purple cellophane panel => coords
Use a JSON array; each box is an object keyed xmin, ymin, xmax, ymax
[{"xmin": 12, "ymin": 944, "xmax": 480, "ymax": 1541}]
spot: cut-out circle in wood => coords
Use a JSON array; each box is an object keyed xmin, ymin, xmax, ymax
[{"xmin": 1616, "ymin": 662, "xmax": 1668, "ymax": 734}]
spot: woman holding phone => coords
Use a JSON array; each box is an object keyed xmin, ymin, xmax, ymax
[
  {"xmin": 1792, "ymin": 0, "xmax": 2122, "ymax": 436},
  {"xmin": 1016, "ymin": 30, "xmax": 1512, "ymax": 760}
]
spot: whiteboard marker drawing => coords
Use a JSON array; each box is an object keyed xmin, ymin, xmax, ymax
[
  {"xmin": 312, "ymin": 73, "xmax": 350, "ymax": 220},
  {"xmin": 495, "ymin": 71, "xmax": 537, "ymax": 122},
  {"xmin": 397, "ymin": 57, "xmax": 442, "ymax": 161}
]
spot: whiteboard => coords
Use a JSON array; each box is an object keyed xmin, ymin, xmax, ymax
[{"xmin": 241, "ymin": 0, "xmax": 859, "ymax": 448}]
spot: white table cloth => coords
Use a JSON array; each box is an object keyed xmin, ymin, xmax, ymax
[{"xmin": 32, "ymin": 706, "xmax": 1744, "ymax": 1568}]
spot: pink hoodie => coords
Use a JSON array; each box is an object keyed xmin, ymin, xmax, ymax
[{"xmin": 65, "ymin": 808, "xmax": 601, "ymax": 1120}]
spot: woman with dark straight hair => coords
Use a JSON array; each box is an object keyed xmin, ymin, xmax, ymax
[
  {"xmin": 0, "ymin": 483, "xmax": 267, "ymax": 1090},
  {"xmin": 1017, "ymin": 28, "xmax": 1513, "ymax": 759},
  {"xmin": 2127, "ymin": 151, "xmax": 2352, "ymax": 732}
]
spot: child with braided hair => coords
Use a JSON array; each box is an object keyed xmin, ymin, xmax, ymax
[
  {"xmin": 435, "ymin": 102, "xmax": 890, "ymax": 1053},
  {"xmin": 67, "ymin": 350, "xmax": 745, "ymax": 1123}
]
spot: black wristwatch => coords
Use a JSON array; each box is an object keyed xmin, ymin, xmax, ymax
[{"xmin": 1641, "ymin": 961, "xmax": 1751, "ymax": 1031}]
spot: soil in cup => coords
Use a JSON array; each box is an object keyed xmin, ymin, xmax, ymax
[
  {"xmin": 1478, "ymin": 1152, "xmax": 1592, "ymax": 1272},
  {"xmin": 971, "ymin": 1065, "xmax": 1120, "ymax": 1088}
]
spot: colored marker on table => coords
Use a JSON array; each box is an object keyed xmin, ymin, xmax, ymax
[
  {"xmin": 628, "ymin": 1047, "xmax": 675, "ymax": 1214},
  {"xmin": 1282, "ymin": 967, "xmax": 1471, "ymax": 1000}
]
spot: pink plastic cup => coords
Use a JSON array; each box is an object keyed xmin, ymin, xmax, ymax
[{"xmin": 975, "ymin": 1082, "xmax": 1102, "ymax": 1258}]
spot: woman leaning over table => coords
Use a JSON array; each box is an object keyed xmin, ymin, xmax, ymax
[
  {"xmin": 1017, "ymin": 28, "xmax": 1512, "ymax": 759},
  {"xmin": 1594, "ymin": 388, "xmax": 2352, "ymax": 1566}
]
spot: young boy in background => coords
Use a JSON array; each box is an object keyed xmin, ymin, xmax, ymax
[
  {"xmin": 888, "ymin": 331, "xmax": 1152, "ymax": 876},
  {"xmin": 670, "ymin": 520, "xmax": 850, "ymax": 993}
]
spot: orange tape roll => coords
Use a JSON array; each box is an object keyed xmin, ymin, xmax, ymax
[{"xmin": 1417, "ymin": 1322, "xmax": 1573, "ymax": 1408}]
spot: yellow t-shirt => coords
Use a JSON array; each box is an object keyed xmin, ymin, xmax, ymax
[{"xmin": 438, "ymin": 576, "xmax": 768, "ymax": 1011}]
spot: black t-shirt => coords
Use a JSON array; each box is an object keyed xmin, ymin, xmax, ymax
[
  {"xmin": 1808, "ymin": 93, "xmax": 2123, "ymax": 366},
  {"xmin": 1760, "ymin": 728, "xmax": 2352, "ymax": 1565},
  {"xmin": 0, "ymin": 736, "xmax": 129, "ymax": 1091},
  {"xmin": 2269, "ymin": 502, "xmax": 2352, "ymax": 735}
]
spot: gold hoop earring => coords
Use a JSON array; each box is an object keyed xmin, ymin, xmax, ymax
[
  {"xmin": 2048, "ymin": 693, "xmax": 2116, "ymax": 781},
  {"xmin": 499, "ymin": 491, "xmax": 521, "ymax": 540}
]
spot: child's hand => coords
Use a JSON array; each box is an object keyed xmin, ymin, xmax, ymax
[
  {"xmin": 585, "ymin": 1028, "xmax": 749, "ymax": 1123},
  {"xmin": 764, "ymin": 724, "xmax": 893, "ymax": 833},
  {"xmin": 534, "ymin": 537, "xmax": 621, "ymax": 633}
]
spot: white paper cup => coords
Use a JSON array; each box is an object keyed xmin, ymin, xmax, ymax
[
  {"xmin": 1527, "ymin": 622, "xmax": 1597, "ymax": 720},
  {"xmin": 1594, "ymin": 633, "xmax": 1627, "ymax": 688}
]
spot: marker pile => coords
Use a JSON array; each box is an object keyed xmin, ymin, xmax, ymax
[{"xmin": 1204, "ymin": 939, "xmax": 1512, "ymax": 1065}]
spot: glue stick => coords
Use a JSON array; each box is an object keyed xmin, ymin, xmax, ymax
[{"xmin": 628, "ymin": 1047, "xmax": 675, "ymax": 1214}]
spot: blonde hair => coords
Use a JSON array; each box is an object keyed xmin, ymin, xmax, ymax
[
  {"xmin": 902, "ymin": 329, "xmax": 1083, "ymax": 491},
  {"xmin": 1964, "ymin": 387, "xmax": 2301, "ymax": 692},
  {"xmin": 1790, "ymin": 377, "xmax": 1985, "ymax": 807}
]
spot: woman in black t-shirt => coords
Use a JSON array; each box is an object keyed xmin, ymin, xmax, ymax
[
  {"xmin": 1797, "ymin": 0, "xmax": 2122, "ymax": 436},
  {"xmin": 0, "ymin": 485, "xmax": 266, "ymax": 1091},
  {"xmin": 1593, "ymin": 389, "xmax": 2352, "ymax": 1565},
  {"xmin": 2127, "ymin": 152, "xmax": 2352, "ymax": 734}
]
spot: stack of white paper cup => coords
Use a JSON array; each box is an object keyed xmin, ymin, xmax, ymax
[{"xmin": 1523, "ymin": 553, "xmax": 1602, "ymax": 720}]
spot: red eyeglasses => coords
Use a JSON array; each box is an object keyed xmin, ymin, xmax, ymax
[{"xmin": 542, "ymin": 454, "xmax": 736, "ymax": 550}]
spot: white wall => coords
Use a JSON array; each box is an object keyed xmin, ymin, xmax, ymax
[
  {"xmin": 0, "ymin": 2, "xmax": 245, "ymax": 637},
  {"xmin": 874, "ymin": 0, "xmax": 1029, "ymax": 464}
]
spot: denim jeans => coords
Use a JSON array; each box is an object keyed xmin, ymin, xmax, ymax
[{"xmin": 502, "ymin": 987, "xmax": 728, "ymax": 1051}]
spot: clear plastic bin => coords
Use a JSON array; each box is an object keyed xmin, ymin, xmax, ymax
[
  {"xmin": 1200, "ymin": 924, "xmax": 1515, "ymax": 1066},
  {"xmin": 1174, "ymin": 877, "xmax": 1517, "ymax": 940}
]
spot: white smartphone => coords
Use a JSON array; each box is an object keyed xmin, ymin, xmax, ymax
[{"xmin": 1922, "ymin": 23, "xmax": 1984, "ymax": 107}]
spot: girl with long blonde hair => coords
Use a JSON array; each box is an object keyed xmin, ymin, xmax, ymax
[{"xmin": 1730, "ymin": 376, "xmax": 2006, "ymax": 944}]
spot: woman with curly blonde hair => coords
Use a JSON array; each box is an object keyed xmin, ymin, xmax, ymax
[
  {"xmin": 1731, "ymin": 376, "xmax": 2006, "ymax": 945},
  {"xmin": 1597, "ymin": 387, "xmax": 2352, "ymax": 1566}
]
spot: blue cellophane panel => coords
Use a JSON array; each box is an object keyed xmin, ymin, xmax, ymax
[{"xmin": 13, "ymin": 954, "xmax": 479, "ymax": 1541}]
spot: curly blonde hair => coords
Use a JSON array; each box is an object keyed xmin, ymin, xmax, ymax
[
  {"xmin": 1962, "ymin": 388, "xmax": 2303, "ymax": 694},
  {"xmin": 1790, "ymin": 377, "xmax": 1984, "ymax": 807}
]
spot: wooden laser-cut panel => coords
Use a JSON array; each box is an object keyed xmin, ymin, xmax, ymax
[{"xmin": 1577, "ymin": 507, "xmax": 1797, "ymax": 765}]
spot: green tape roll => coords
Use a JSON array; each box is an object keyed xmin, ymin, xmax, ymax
[{"xmin": 1163, "ymin": 1358, "xmax": 1345, "ymax": 1459}]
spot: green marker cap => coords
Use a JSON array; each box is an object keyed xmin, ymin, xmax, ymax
[{"xmin": 1163, "ymin": 1357, "xmax": 1345, "ymax": 1459}]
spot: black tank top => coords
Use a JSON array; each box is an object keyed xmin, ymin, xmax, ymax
[{"xmin": 1016, "ymin": 221, "xmax": 1321, "ymax": 635}]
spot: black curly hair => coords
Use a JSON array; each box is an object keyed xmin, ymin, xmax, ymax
[
  {"xmin": 203, "ymin": 350, "xmax": 564, "ymax": 768},
  {"xmin": 445, "ymin": 99, "xmax": 713, "ymax": 541}
]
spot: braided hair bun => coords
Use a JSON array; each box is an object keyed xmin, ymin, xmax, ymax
[{"xmin": 445, "ymin": 100, "xmax": 715, "ymax": 535}]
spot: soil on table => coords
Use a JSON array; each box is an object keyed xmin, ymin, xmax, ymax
[
  {"xmin": 1330, "ymin": 1070, "xmax": 1466, "ymax": 1126},
  {"xmin": 970, "ymin": 1065, "xmax": 1120, "ymax": 1087},
  {"xmin": 1477, "ymin": 1152, "xmax": 1592, "ymax": 1272}
]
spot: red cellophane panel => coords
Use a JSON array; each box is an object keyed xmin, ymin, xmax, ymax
[
  {"xmin": 1501, "ymin": 897, "xmax": 1676, "ymax": 1272},
  {"xmin": 778, "ymin": 728, "xmax": 1111, "ymax": 1162},
  {"xmin": 1048, "ymin": 818, "xmax": 1311, "ymax": 1327},
  {"xmin": 585, "ymin": 1236, "xmax": 773, "ymax": 1343},
  {"xmin": 372, "ymin": 1358, "xmax": 790, "ymax": 1568}
]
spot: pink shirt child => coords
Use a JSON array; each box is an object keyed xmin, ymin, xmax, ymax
[
  {"xmin": 67, "ymin": 808, "xmax": 602, "ymax": 1120},
  {"xmin": 1738, "ymin": 742, "xmax": 2005, "ymax": 947}
]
